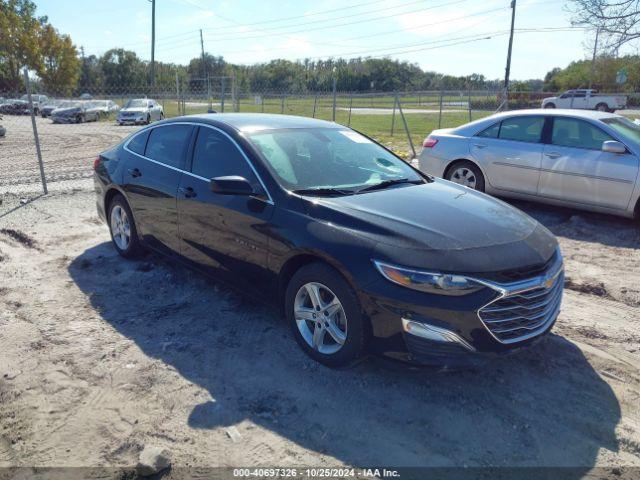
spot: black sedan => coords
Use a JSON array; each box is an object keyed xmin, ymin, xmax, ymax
[{"xmin": 94, "ymin": 114, "xmax": 563, "ymax": 367}]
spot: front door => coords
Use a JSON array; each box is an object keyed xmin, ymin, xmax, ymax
[
  {"xmin": 122, "ymin": 124, "xmax": 194, "ymax": 255},
  {"xmin": 538, "ymin": 117, "xmax": 639, "ymax": 210},
  {"xmin": 177, "ymin": 126, "xmax": 275, "ymax": 297},
  {"xmin": 471, "ymin": 115, "xmax": 545, "ymax": 194}
]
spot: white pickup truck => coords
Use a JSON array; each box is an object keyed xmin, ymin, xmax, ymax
[{"xmin": 541, "ymin": 89, "xmax": 627, "ymax": 112}]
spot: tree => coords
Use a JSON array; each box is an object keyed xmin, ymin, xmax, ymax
[
  {"xmin": 0, "ymin": 0, "xmax": 46, "ymax": 90},
  {"xmin": 38, "ymin": 24, "xmax": 80, "ymax": 94},
  {"xmin": 568, "ymin": 0, "xmax": 640, "ymax": 53},
  {"xmin": 99, "ymin": 49, "xmax": 146, "ymax": 91}
]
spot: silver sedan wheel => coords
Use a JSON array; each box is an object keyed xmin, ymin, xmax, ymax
[
  {"xmin": 110, "ymin": 205, "xmax": 131, "ymax": 251},
  {"xmin": 450, "ymin": 167, "xmax": 477, "ymax": 189},
  {"xmin": 294, "ymin": 282, "xmax": 347, "ymax": 355}
]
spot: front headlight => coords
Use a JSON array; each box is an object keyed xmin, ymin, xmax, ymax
[{"xmin": 373, "ymin": 260, "xmax": 484, "ymax": 296}]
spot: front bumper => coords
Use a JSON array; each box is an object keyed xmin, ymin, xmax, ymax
[
  {"xmin": 117, "ymin": 115, "xmax": 146, "ymax": 124},
  {"xmin": 361, "ymin": 254, "xmax": 564, "ymax": 366},
  {"xmin": 51, "ymin": 116, "xmax": 77, "ymax": 124}
]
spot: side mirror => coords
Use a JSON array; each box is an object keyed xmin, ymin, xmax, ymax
[
  {"xmin": 602, "ymin": 140, "xmax": 626, "ymax": 154},
  {"xmin": 210, "ymin": 176, "xmax": 254, "ymax": 195}
]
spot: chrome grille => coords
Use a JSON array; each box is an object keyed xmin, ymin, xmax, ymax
[{"xmin": 478, "ymin": 267, "xmax": 564, "ymax": 344}]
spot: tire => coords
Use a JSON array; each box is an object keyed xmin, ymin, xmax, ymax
[
  {"xmin": 108, "ymin": 194, "xmax": 143, "ymax": 259},
  {"xmin": 285, "ymin": 262, "xmax": 368, "ymax": 368},
  {"xmin": 596, "ymin": 103, "xmax": 609, "ymax": 112},
  {"xmin": 544, "ymin": 103, "xmax": 556, "ymax": 109},
  {"xmin": 146, "ymin": 114, "xmax": 151, "ymax": 124},
  {"xmin": 160, "ymin": 112, "xmax": 164, "ymax": 120},
  {"xmin": 445, "ymin": 160, "xmax": 485, "ymax": 192},
  {"xmin": 77, "ymin": 114, "xmax": 85, "ymax": 123}
]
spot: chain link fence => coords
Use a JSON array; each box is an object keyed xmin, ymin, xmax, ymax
[{"xmin": 3, "ymin": 75, "xmax": 640, "ymax": 194}]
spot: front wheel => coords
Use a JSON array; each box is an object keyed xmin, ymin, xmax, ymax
[
  {"xmin": 445, "ymin": 160, "xmax": 485, "ymax": 191},
  {"xmin": 108, "ymin": 195, "xmax": 143, "ymax": 258},
  {"xmin": 544, "ymin": 103, "xmax": 556, "ymax": 109},
  {"xmin": 285, "ymin": 263, "xmax": 367, "ymax": 368}
]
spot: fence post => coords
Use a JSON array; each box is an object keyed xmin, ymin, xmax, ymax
[
  {"xmin": 390, "ymin": 93, "xmax": 397, "ymax": 136},
  {"xmin": 395, "ymin": 93, "xmax": 416, "ymax": 159},
  {"xmin": 281, "ymin": 94, "xmax": 285, "ymax": 114},
  {"xmin": 23, "ymin": 68, "xmax": 47, "ymax": 195},
  {"xmin": 261, "ymin": 94, "xmax": 265, "ymax": 113},
  {"xmin": 438, "ymin": 90, "xmax": 444, "ymax": 129},
  {"xmin": 468, "ymin": 88, "xmax": 472, "ymax": 122},
  {"xmin": 347, "ymin": 94, "xmax": 353, "ymax": 126},
  {"xmin": 332, "ymin": 77, "xmax": 337, "ymax": 122},
  {"xmin": 221, "ymin": 77, "xmax": 226, "ymax": 113},
  {"xmin": 175, "ymin": 72, "xmax": 180, "ymax": 115},
  {"xmin": 312, "ymin": 95, "xmax": 318, "ymax": 118}
]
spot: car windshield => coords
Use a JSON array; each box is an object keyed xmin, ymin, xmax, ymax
[
  {"xmin": 247, "ymin": 128, "xmax": 423, "ymax": 192},
  {"xmin": 59, "ymin": 101, "xmax": 80, "ymax": 108},
  {"xmin": 124, "ymin": 99, "xmax": 148, "ymax": 108},
  {"xmin": 602, "ymin": 117, "xmax": 640, "ymax": 144}
]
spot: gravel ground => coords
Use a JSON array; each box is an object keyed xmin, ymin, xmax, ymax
[{"xmin": 0, "ymin": 188, "xmax": 639, "ymax": 478}]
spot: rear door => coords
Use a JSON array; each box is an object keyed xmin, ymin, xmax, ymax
[
  {"xmin": 538, "ymin": 116, "xmax": 638, "ymax": 210},
  {"xmin": 471, "ymin": 115, "xmax": 545, "ymax": 194},
  {"xmin": 122, "ymin": 124, "xmax": 194, "ymax": 256},
  {"xmin": 177, "ymin": 126, "xmax": 275, "ymax": 296}
]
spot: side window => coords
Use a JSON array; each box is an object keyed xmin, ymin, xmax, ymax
[
  {"xmin": 551, "ymin": 118, "xmax": 614, "ymax": 150},
  {"xmin": 127, "ymin": 130, "xmax": 149, "ymax": 155},
  {"xmin": 476, "ymin": 122, "xmax": 500, "ymax": 138},
  {"xmin": 574, "ymin": 91, "xmax": 586, "ymax": 98},
  {"xmin": 145, "ymin": 125, "xmax": 192, "ymax": 168},
  {"xmin": 192, "ymin": 128, "xmax": 261, "ymax": 189},
  {"xmin": 498, "ymin": 116, "xmax": 544, "ymax": 143}
]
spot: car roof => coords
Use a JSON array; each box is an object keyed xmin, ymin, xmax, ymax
[
  {"xmin": 489, "ymin": 108, "xmax": 619, "ymax": 121},
  {"xmin": 182, "ymin": 113, "xmax": 341, "ymax": 132}
]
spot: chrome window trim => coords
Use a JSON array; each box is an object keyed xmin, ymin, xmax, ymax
[{"xmin": 123, "ymin": 121, "xmax": 274, "ymax": 205}]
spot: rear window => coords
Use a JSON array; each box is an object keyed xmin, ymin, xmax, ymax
[
  {"xmin": 145, "ymin": 125, "xmax": 192, "ymax": 169},
  {"xmin": 127, "ymin": 130, "xmax": 149, "ymax": 155},
  {"xmin": 477, "ymin": 122, "xmax": 500, "ymax": 138}
]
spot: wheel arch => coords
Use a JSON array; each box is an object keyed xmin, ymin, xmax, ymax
[
  {"xmin": 443, "ymin": 157, "xmax": 488, "ymax": 183},
  {"xmin": 277, "ymin": 250, "xmax": 361, "ymax": 310}
]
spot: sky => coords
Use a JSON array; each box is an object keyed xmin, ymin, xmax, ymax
[{"xmin": 33, "ymin": 0, "xmax": 607, "ymax": 80}]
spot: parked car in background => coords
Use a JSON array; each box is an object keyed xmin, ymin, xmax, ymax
[
  {"xmin": 40, "ymin": 99, "xmax": 64, "ymax": 118},
  {"xmin": 116, "ymin": 99, "xmax": 163, "ymax": 125},
  {"xmin": 51, "ymin": 101, "xmax": 100, "ymax": 123},
  {"xmin": 542, "ymin": 90, "xmax": 626, "ymax": 112},
  {"xmin": 20, "ymin": 94, "xmax": 49, "ymax": 115},
  {"xmin": 87, "ymin": 100, "xmax": 120, "ymax": 118},
  {"xmin": 80, "ymin": 93, "xmax": 93, "ymax": 100},
  {"xmin": 95, "ymin": 113, "xmax": 563, "ymax": 367},
  {"xmin": 419, "ymin": 109, "xmax": 640, "ymax": 219},
  {"xmin": 0, "ymin": 99, "xmax": 32, "ymax": 115}
]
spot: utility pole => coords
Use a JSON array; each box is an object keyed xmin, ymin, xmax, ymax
[
  {"xmin": 589, "ymin": 26, "xmax": 600, "ymax": 89},
  {"xmin": 501, "ymin": 0, "xmax": 516, "ymax": 110},
  {"xmin": 150, "ymin": 0, "xmax": 156, "ymax": 86},
  {"xmin": 200, "ymin": 29, "xmax": 206, "ymax": 76}
]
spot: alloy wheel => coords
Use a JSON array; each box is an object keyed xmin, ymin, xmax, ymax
[
  {"xmin": 294, "ymin": 282, "xmax": 348, "ymax": 355},
  {"xmin": 110, "ymin": 205, "xmax": 131, "ymax": 250},
  {"xmin": 450, "ymin": 167, "xmax": 477, "ymax": 189}
]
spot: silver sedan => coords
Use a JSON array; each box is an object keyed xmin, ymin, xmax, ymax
[{"xmin": 418, "ymin": 109, "xmax": 640, "ymax": 219}]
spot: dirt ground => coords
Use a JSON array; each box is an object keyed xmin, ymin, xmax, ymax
[{"xmin": 0, "ymin": 186, "xmax": 639, "ymax": 478}]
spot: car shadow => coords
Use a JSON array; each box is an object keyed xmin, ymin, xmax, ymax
[
  {"xmin": 68, "ymin": 243, "xmax": 621, "ymax": 475},
  {"xmin": 503, "ymin": 198, "xmax": 640, "ymax": 249}
]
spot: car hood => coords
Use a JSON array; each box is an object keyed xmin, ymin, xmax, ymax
[
  {"xmin": 543, "ymin": 97, "xmax": 558, "ymax": 102},
  {"xmin": 53, "ymin": 107, "xmax": 81, "ymax": 115},
  {"xmin": 303, "ymin": 179, "xmax": 557, "ymax": 273},
  {"xmin": 120, "ymin": 108, "xmax": 147, "ymax": 113}
]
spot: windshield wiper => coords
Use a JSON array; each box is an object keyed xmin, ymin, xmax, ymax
[
  {"xmin": 355, "ymin": 178, "xmax": 423, "ymax": 193},
  {"xmin": 292, "ymin": 187, "xmax": 355, "ymax": 196}
]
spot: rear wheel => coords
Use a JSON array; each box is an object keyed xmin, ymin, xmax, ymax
[
  {"xmin": 285, "ymin": 263, "xmax": 367, "ymax": 368},
  {"xmin": 108, "ymin": 195, "xmax": 143, "ymax": 258},
  {"xmin": 596, "ymin": 102, "xmax": 609, "ymax": 112},
  {"xmin": 445, "ymin": 160, "xmax": 485, "ymax": 192}
]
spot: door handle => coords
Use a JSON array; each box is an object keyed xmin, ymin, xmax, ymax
[
  {"xmin": 127, "ymin": 168, "xmax": 142, "ymax": 178},
  {"xmin": 545, "ymin": 152, "xmax": 561, "ymax": 159},
  {"xmin": 178, "ymin": 186, "xmax": 197, "ymax": 198},
  {"xmin": 473, "ymin": 143, "xmax": 488, "ymax": 149}
]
